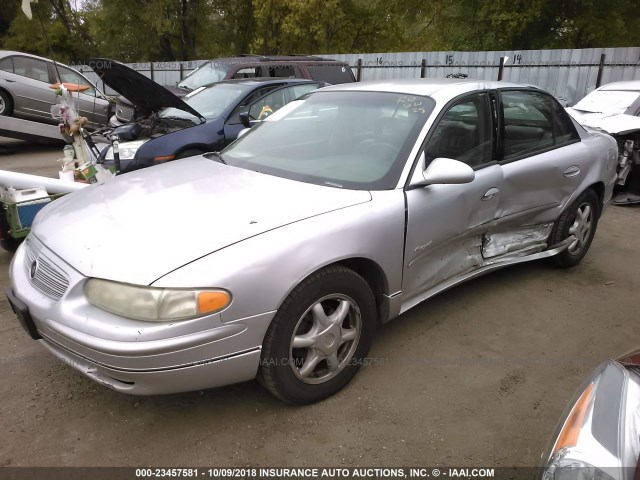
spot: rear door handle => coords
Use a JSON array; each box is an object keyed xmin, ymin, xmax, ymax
[
  {"xmin": 482, "ymin": 187, "xmax": 500, "ymax": 201},
  {"xmin": 4, "ymin": 79, "xmax": 15, "ymax": 83},
  {"xmin": 563, "ymin": 165, "xmax": 581, "ymax": 177}
]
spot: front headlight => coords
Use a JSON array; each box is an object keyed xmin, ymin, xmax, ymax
[
  {"xmin": 85, "ymin": 278, "xmax": 231, "ymax": 322},
  {"xmin": 104, "ymin": 140, "xmax": 146, "ymax": 160},
  {"xmin": 543, "ymin": 455, "xmax": 616, "ymax": 480}
]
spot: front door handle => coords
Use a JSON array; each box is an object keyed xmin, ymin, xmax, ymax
[
  {"xmin": 4, "ymin": 79, "xmax": 15, "ymax": 83},
  {"xmin": 564, "ymin": 165, "xmax": 581, "ymax": 177},
  {"xmin": 482, "ymin": 187, "xmax": 500, "ymax": 201}
]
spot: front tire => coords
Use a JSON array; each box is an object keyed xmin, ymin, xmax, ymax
[
  {"xmin": 0, "ymin": 90, "xmax": 13, "ymax": 116},
  {"xmin": 548, "ymin": 189, "xmax": 599, "ymax": 268},
  {"xmin": 258, "ymin": 266, "xmax": 377, "ymax": 404}
]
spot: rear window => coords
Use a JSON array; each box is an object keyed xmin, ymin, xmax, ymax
[{"xmin": 306, "ymin": 64, "xmax": 354, "ymax": 84}]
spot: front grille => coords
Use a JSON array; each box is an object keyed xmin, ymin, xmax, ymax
[
  {"xmin": 24, "ymin": 241, "xmax": 70, "ymax": 300},
  {"xmin": 115, "ymin": 100, "xmax": 134, "ymax": 123}
]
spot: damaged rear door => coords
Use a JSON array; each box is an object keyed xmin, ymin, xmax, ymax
[
  {"xmin": 488, "ymin": 89, "xmax": 585, "ymax": 258},
  {"xmin": 402, "ymin": 91, "xmax": 503, "ymax": 306}
]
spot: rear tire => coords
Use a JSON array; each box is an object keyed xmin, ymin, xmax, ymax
[
  {"xmin": 548, "ymin": 189, "xmax": 599, "ymax": 268},
  {"xmin": 258, "ymin": 266, "xmax": 377, "ymax": 404},
  {"xmin": 0, "ymin": 90, "xmax": 13, "ymax": 116}
]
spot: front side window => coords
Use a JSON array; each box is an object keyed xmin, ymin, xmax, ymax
[
  {"xmin": 12, "ymin": 56, "xmax": 50, "ymax": 83},
  {"xmin": 425, "ymin": 93, "xmax": 493, "ymax": 168},
  {"xmin": 221, "ymin": 91, "xmax": 434, "ymax": 190},
  {"xmin": 57, "ymin": 67, "xmax": 96, "ymax": 96},
  {"xmin": 501, "ymin": 90, "xmax": 555, "ymax": 160},
  {"xmin": 0, "ymin": 57, "xmax": 13, "ymax": 73},
  {"xmin": 161, "ymin": 82, "xmax": 252, "ymax": 121}
]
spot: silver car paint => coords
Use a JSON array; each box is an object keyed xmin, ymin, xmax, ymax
[
  {"xmin": 541, "ymin": 361, "xmax": 640, "ymax": 479},
  {"xmin": 9, "ymin": 79, "xmax": 619, "ymax": 395},
  {"xmin": 0, "ymin": 51, "xmax": 111, "ymax": 126},
  {"xmin": 31, "ymin": 158, "xmax": 372, "ymax": 285}
]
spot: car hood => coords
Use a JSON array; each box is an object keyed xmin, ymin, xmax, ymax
[
  {"xmin": 31, "ymin": 157, "xmax": 372, "ymax": 285},
  {"xmin": 89, "ymin": 58, "xmax": 204, "ymax": 121},
  {"xmin": 566, "ymin": 107, "xmax": 640, "ymax": 135}
]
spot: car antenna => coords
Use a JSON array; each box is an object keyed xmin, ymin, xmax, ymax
[{"xmin": 32, "ymin": 4, "xmax": 62, "ymax": 83}]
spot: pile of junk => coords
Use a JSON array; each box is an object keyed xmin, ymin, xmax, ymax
[{"xmin": 0, "ymin": 83, "xmax": 121, "ymax": 252}]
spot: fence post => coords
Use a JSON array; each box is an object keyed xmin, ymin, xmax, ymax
[
  {"xmin": 498, "ymin": 56, "xmax": 506, "ymax": 81},
  {"xmin": 179, "ymin": 63, "xmax": 184, "ymax": 81},
  {"xmin": 150, "ymin": 62, "xmax": 154, "ymax": 82},
  {"xmin": 356, "ymin": 59, "xmax": 362, "ymax": 82},
  {"xmin": 595, "ymin": 53, "xmax": 606, "ymax": 88},
  {"xmin": 420, "ymin": 59, "xmax": 426, "ymax": 78}
]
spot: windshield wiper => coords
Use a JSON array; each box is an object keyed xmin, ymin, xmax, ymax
[
  {"xmin": 161, "ymin": 115, "xmax": 194, "ymax": 121},
  {"xmin": 206, "ymin": 151, "xmax": 226, "ymax": 164}
]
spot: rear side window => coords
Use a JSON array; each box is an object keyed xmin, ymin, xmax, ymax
[
  {"xmin": 306, "ymin": 64, "xmax": 354, "ymax": 84},
  {"xmin": 12, "ymin": 57, "xmax": 50, "ymax": 83},
  {"xmin": 501, "ymin": 90, "xmax": 580, "ymax": 161},
  {"xmin": 232, "ymin": 67, "xmax": 259, "ymax": 79},
  {"xmin": 501, "ymin": 91, "xmax": 554, "ymax": 160},
  {"xmin": 552, "ymin": 99, "xmax": 580, "ymax": 144},
  {"xmin": 266, "ymin": 65, "xmax": 295, "ymax": 78}
]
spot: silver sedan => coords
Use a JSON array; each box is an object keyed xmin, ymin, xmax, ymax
[
  {"xmin": 6, "ymin": 79, "xmax": 618, "ymax": 404},
  {"xmin": 0, "ymin": 50, "xmax": 112, "ymax": 126}
]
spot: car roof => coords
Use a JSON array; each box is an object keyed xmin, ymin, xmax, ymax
[
  {"xmin": 203, "ymin": 55, "xmax": 347, "ymax": 64},
  {"xmin": 318, "ymin": 78, "xmax": 537, "ymax": 99},
  {"xmin": 599, "ymin": 80, "xmax": 640, "ymax": 92},
  {"xmin": 203, "ymin": 77, "xmax": 319, "ymax": 88},
  {"xmin": 0, "ymin": 50, "xmax": 73, "ymax": 68}
]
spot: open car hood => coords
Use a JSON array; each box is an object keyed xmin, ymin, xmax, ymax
[{"xmin": 89, "ymin": 58, "xmax": 205, "ymax": 121}]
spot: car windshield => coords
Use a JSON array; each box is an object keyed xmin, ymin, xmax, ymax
[
  {"xmin": 159, "ymin": 82, "xmax": 252, "ymax": 122},
  {"xmin": 220, "ymin": 91, "xmax": 434, "ymax": 190},
  {"xmin": 178, "ymin": 61, "xmax": 231, "ymax": 90},
  {"xmin": 573, "ymin": 90, "xmax": 640, "ymax": 114}
]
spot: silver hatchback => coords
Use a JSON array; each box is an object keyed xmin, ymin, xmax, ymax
[
  {"xmin": 0, "ymin": 50, "xmax": 112, "ymax": 127},
  {"xmin": 7, "ymin": 79, "xmax": 619, "ymax": 404}
]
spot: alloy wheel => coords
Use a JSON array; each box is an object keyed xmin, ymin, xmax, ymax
[{"xmin": 289, "ymin": 294, "xmax": 362, "ymax": 384}]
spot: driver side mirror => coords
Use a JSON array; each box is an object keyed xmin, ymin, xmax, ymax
[
  {"xmin": 409, "ymin": 153, "xmax": 475, "ymax": 187},
  {"xmin": 239, "ymin": 111, "xmax": 252, "ymax": 128}
]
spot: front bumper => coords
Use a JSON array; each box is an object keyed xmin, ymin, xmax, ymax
[{"xmin": 8, "ymin": 235, "xmax": 274, "ymax": 395}]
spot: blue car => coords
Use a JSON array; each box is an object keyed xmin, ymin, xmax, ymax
[{"xmin": 91, "ymin": 59, "xmax": 323, "ymax": 172}]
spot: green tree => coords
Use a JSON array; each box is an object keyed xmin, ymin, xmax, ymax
[{"xmin": 1, "ymin": 1, "xmax": 95, "ymax": 63}]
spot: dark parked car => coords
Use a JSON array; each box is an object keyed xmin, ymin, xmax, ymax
[
  {"xmin": 91, "ymin": 59, "xmax": 323, "ymax": 172},
  {"xmin": 114, "ymin": 55, "xmax": 354, "ymax": 124},
  {"xmin": 0, "ymin": 50, "xmax": 112, "ymax": 127}
]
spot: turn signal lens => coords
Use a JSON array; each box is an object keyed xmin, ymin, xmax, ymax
[
  {"xmin": 552, "ymin": 383, "xmax": 594, "ymax": 455},
  {"xmin": 198, "ymin": 291, "xmax": 231, "ymax": 314},
  {"xmin": 153, "ymin": 155, "xmax": 176, "ymax": 162}
]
